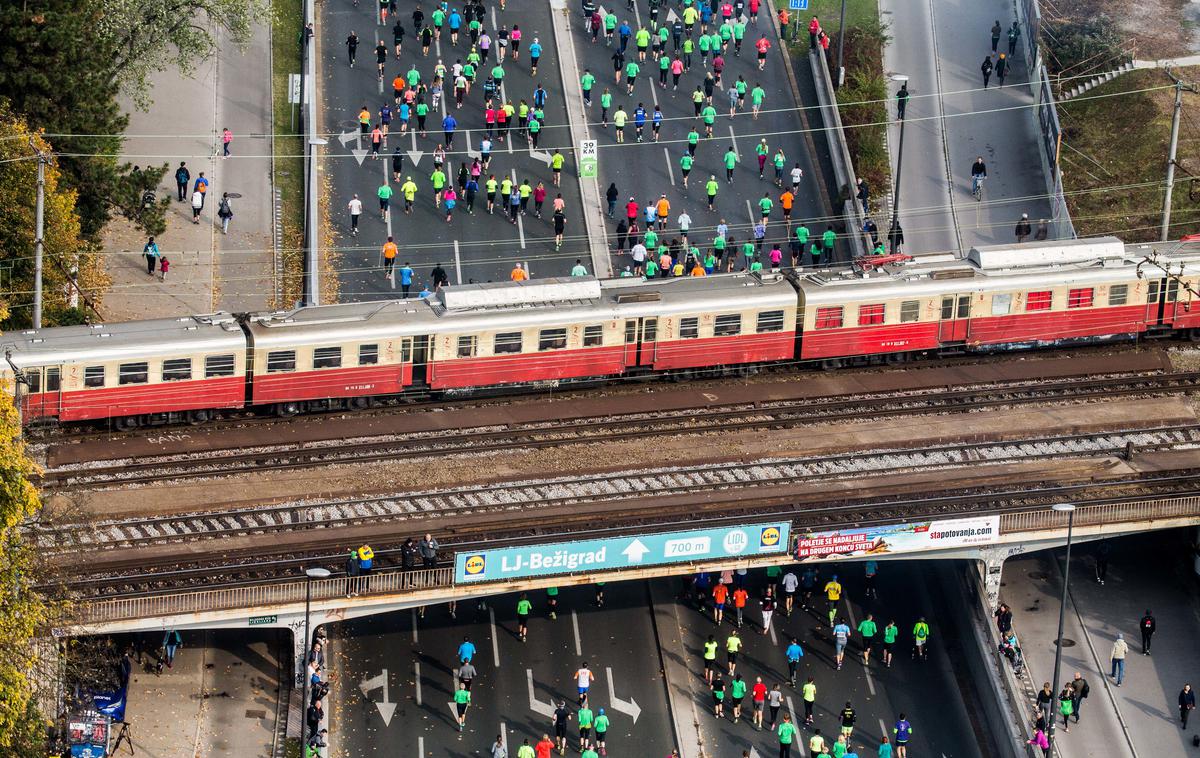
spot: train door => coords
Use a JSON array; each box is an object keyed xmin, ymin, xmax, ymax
[
  {"xmin": 1145, "ymin": 279, "xmax": 1174, "ymax": 327},
  {"xmin": 623, "ymin": 319, "xmax": 638, "ymax": 365},
  {"xmin": 638, "ymin": 318, "xmax": 658, "ymax": 366},
  {"xmin": 18, "ymin": 367, "xmax": 62, "ymax": 419},
  {"xmin": 409, "ymin": 336, "xmax": 429, "ymax": 386},
  {"xmin": 937, "ymin": 293, "xmax": 971, "ymax": 342}
]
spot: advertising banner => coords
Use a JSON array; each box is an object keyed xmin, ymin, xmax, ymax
[
  {"xmin": 456, "ymin": 522, "xmax": 791, "ymax": 583},
  {"xmin": 794, "ymin": 516, "xmax": 999, "ymax": 560}
]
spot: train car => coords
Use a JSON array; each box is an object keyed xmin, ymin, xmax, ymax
[
  {"xmin": 242, "ymin": 300, "xmax": 428, "ymax": 415},
  {"xmin": 0, "ymin": 313, "xmax": 248, "ymax": 428},
  {"xmin": 794, "ymin": 237, "xmax": 1200, "ymax": 365},
  {"xmin": 423, "ymin": 272, "xmax": 798, "ymax": 390}
]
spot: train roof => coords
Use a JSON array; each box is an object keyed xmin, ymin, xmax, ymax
[
  {"xmin": 245, "ymin": 272, "xmax": 797, "ymax": 347},
  {"xmin": 0, "ymin": 313, "xmax": 245, "ymax": 369},
  {"xmin": 797, "ymin": 237, "xmax": 1200, "ymax": 305}
]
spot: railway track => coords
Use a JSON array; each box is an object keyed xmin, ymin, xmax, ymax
[
  {"xmin": 37, "ymin": 370, "xmax": 1200, "ymax": 489},
  {"xmin": 40, "ymin": 424, "xmax": 1200, "ymax": 555}
]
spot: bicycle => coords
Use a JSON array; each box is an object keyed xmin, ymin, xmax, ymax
[{"xmin": 972, "ymin": 173, "xmax": 985, "ymax": 202}]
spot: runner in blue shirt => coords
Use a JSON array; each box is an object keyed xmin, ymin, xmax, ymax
[
  {"xmin": 633, "ymin": 104, "xmax": 647, "ymax": 142},
  {"xmin": 785, "ymin": 637, "xmax": 804, "ymax": 686},
  {"xmin": 399, "ymin": 262, "xmax": 414, "ymax": 297},
  {"xmin": 457, "ymin": 636, "xmax": 477, "ymax": 664},
  {"xmin": 832, "ymin": 618, "xmax": 851, "ymax": 670},
  {"xmin": 651, "ymin": 106, "xmax": 663, "ymax": 141},
  {"xmin": 800, "ymin": 566, "xmax": 819, "ymax": 610},
  {"xmin": 893, "ymin": 715, "xmax": 912, "ymax": 758}
]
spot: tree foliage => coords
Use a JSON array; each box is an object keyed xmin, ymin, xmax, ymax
[{"xmin": 0, "ymin": 113, "xmax": 106, "ymax": 329}]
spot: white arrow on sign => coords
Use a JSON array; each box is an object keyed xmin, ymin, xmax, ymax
[
  {"xmin": 407, "ymin": 131, "xmax": 424, "ymax": 167},
  {"xmin": 622, "ymin": 538, "xmax": 650, "ymax": 563},
  {"xmin": 359, "ymin": 669, "xmax": 397, "ymax": 726},
  {"xmin": 337, "ymin": 129, "xmax": 359, "ymax": 148},
  {"xmin": 528, "ymin": 147, "xmax": 552, "ymax": 166},
  {"xmin": 605, "ymin": 667, "xmax": 642, "ymax": 723},
  {"xmin": 526, "ymin": 669, "xmax": 557, "ymax": 718}
]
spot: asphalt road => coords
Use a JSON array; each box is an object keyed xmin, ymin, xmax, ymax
[
  {"xmin": 666, "ymin": 562, "xmax": 979, "ymax": 757},
  {"xmin": 330, "ymin": 582, "xmax": 675, "ymax": 757},
  {"xmin": 564, "ymin": 5, "xmax": 832, "ymax": 273},
  {"xmin": 321, "ymin": 0, "xmax": 591, "ymax": 298}
]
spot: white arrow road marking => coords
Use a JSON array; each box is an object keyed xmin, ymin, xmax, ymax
[
  {"xmin": 465, "ymin": 130, "xmax": 481, "ymax": 160},
  {"xmin": 352, "ymin": 146, "xmax": 369, "ymax": 166},
  {"xmin": 526, "ymin": 669, "xmax": 557, "ymax": 718},
  {"xmin": 528, "ymin": 147, "xmax": 553, "ymax": 166},
  {"xmin": 623, "ymin": 538, "xmax": 650, "ymax": 563},
  {"xmin": 572, "ymin": 611, "xmax": 582, "ymax": 656},
  {"xmin": 666, "ymin": 8, "xmax": 680, "ymax": 23},
  {"xmin": 359, "ymin": 669, "xmax": 397, "ymax": 726},
  {"xmin": 605, "ymin": 667, "xmax": 642, "ymax": 723},
  {"xmin": 749, "ymin": 749, "xmax": 764, "ymax": 758},
  {"xmin": 408, "ymin": 131, "xmax": 424, "ymax": 167},
  {"xmin": 337, "ymin": 129, "xmax": 359, "ymax": 148}
]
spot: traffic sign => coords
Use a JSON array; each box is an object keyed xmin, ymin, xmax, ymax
[
  {"xmin": 455, "ymin": 521, "xmax": 791, "ymax": 583},
  {"xmin": 288, "ymin": 73, "xmax": 302, "ymax": 104},
  {"xmin": 789, "ymin": 0, "xmax": 808, "ymax": 9},
  {"xmin": 579, "ymin": 138, "xmax": 598, "ymax": 179}
]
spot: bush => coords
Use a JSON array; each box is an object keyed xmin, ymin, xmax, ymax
[
  {"xmin": 836, "ymin": 21, "xmax": 891, "ymax": 195},
  {"xmin": 1043, "ymin": 15, "xmax": 1130, "ymax": 80}
]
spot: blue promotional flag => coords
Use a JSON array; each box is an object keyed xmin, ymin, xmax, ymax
[{"xmin": 93, "ymin": 687, "xmax": 126, "ymax": 723}]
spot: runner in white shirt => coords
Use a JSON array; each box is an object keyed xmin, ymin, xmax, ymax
[
  {"xmin": 574, "ymin": 662, "xmax": 595, "ymax": 706},
  {"xmin": 790, "ymin": 164, "xmax": 804, "ymax": 193},
  {"xmin": 677, "ymin": 211, "xmax": 692, "ymax": 245},
  {"xmin": 630, "ymin": 243, "xmax": 647, "ymax": 275},
  {"xmin": 347, "ymin": 194, "xmax": 363, "ymax": 237},
  {"xmin": 781, "ymin": 570, "xmax": 799, "ymax": 616}
]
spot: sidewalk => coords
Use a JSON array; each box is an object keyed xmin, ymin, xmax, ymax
[
  {"xmin": 100, "ymin": 22, "xmax": 275, "ymax": 322},
  {"xmin": 880, "ymin": 0, "xmax": 1053, "ymax": 255},
  {"xmin": 1002, "ymin": 530, "xmax": 1200, "ymax": 758},
  {"xmin": 123, "ymin": 629, "xmax": 283, "ymax": 758}
]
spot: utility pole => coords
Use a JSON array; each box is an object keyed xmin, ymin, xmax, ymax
[
  {"xmin": 1160, "ymin": 71, "xmax": 1197, "ymax": 241},
  {"xmin": 30, "ymin": 140, "xmax": 50, "ymax": 329}
]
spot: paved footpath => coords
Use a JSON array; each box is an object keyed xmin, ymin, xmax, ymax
[
  {"xmin": 1002, "ymin": 530, "xmax": 1200, "ymax": 758},
  {"xmin": 121, "ymin": 629, "xmax": 283, "ymax": 758},
  {"xmin": 880, "ymin": 0, "xmax": 1053, "ymax": 255},
  {"xmin": 101, "ymin": 21, "xmax": 275, "ymax": 321}
]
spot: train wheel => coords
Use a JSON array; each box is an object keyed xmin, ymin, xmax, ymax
[
  {"xmin": 114, "ymin": 416, "xmax": 140, "ymax": 431},
  {"xmin": 885, "ymin": 352, "xmax": 909, "ymax": 365},
  {"xmin": 820, "ymin": 358, "xmax": 844, "ymax": 371},
  {"xmin": 1189, "ymin": 328, "xmax": 1200, "ymax": 343},
  {"xmin": 350, "ymin": 397, "xmax": 371, "ymax": 410},
  {"xmin": 187, "ymin": 409, "xmax": 212, "ymax": 425},
  {"xmin": 275, "ymin": 402, "xmax": 301, "ymax": 417}
]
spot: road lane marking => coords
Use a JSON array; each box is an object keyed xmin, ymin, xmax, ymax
[
  {"xmin": 510, "ymin": 169, "xmax": 526, "ymax": 248},
  {"xmin": 629, "ymin": 1, "xmax": 659, "ymax": 108},
  {"xmin": 785, "ymin": 695, "xmax": 797, "ymax": 724},
  {"xmin": 500, "ymin": 722, "xmax": 508, "ymax": 753},
  {"xmin": 414, "ymin": 661, "xmax": 423, "ymax": 705},
  {"xmin": 663, "ymin": 148, "xmax": 675, "ymax": 185},
  {"xmin": 526, "ymin": 669, "xmax": 557, "ymax": 717},
  {"xmin": 489, "ymin": 607, "xmax": 501, "ymax": 667},
  {"xmin": 572, "ymin": 610, "xmax": 582, "ymax": 656},
  {"xmin": 728, "ymin": 125, "xmax": 739, "ymax": 158},
  {"xmin": 879, "ymin": 718, "xmax": 888, "ymax": 738},
  {"xmin": 769, "ymin": 614, "xmax": 778, "ymax": 645},
  {"xmin": 412, "ymin": 609, "xmax": 419, "ymax": 643},
  {"xmin": 419, "ymin": 736, "xmax": 424, "ymax": 755},
  {"xmin": 454, "ymin": 240, "xmax": 463, "ymax": 283}
]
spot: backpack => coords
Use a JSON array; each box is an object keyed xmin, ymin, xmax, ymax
[{"xmin": 218, "ymin": 199, "xmax": 233, "ymax": 219}]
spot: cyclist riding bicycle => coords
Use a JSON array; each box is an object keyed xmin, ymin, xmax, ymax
[{"xmin": 971, "ymin": 156, "xmax": 987, "ymax": 196}]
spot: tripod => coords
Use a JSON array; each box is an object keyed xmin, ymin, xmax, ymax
[{"xmin": 112, "ymin": 721, "xmax": 135, "ymax": 755}]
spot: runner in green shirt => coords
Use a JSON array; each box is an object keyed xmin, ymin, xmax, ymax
[
  {"xmin": 883, "ymin": 621, "xmax": 898, "ymax": 667},
  {"xmin": 516, "ymin": 738, "xmax": 535, "ymax": 758},
  {"xmin": 822, "ymin": 226, "xmax": 837, "ymax": 257},
  {"xmin": 778, "ymin": 713, "xmax": 798, "ymax": 751},
  {"xmin": 644, "ymin": 258, "xmax": 660, "ymax": 278},
  {"xmin": 723, "ymin": 147, "xmax": 738, "ymax": 183},
  {"xmin": 600, "ymin": 89, "xmax": 613, "ymax": 124},
  {"xmin": 913, "ymin": 617, "xmax": 930, "ymax": 660},
  {"xmin": 750, "ymin": 258, "xmax": 764, "ymax": 273},
  {"xmin": 376, "ymin": 183, "xmax": 393, "ymax": 220},
  {"xmin": 802, "ymin": 678, "xmax": 817, "ymax": 725},
  {"xmin": 752, "ymin": 84, "xmax": 767, "ymax": 118},
  {"xmin": 594, "ymin": 708, "xmax": 610, "ymax": 754},
  {"xmin": 516, "ymin": 593, "xmax": 532, "ymax": 642},
  {"xmin": 858, "ymin": 613, "xmax": 878, "ymax": 665},
  {"xmin": 430, "ymin": 169, "xmax": 447, "ymax": 206},
  {"xmin": 453, "ymin": 683, "xmax": 470, "ymax": 730},
  {"xmin": 758, "ymin": 193, "xmax": 773, "ymax": 220},
  {"xmin": 577, "ymin": 705, "xmax": 594, "ymax": 752},
  {"xmin": 580, "ymin": 70, "xmax": 596, "ymax": 105},
  {"xmin": 624, "ymin": 61, "xmax": 640, "ymax": 93},
  {"xmin": 731, "ymin": 674, "xmax": 748, "ymax": 723},
  {"xmin": 686, "ymin": 129, "xmax": 700, "ymax": 156},
  {"xmin": 546, "ymin": 586, "xmax": 559, "ymax": 619},
  {"xmin": 701, "ymin": 105, "xmax": 717, "ymax": 136},
  {"xmin": 635, "ymin": 27, "xmax": 651, "ymax": 58},
  {"xmin": 773, "ymin": 149, "xmax": 787, "ymax": 187},
  {"xmin": 705, "ymin": 176, "xmax": 719, "ymax": 210},
  {"xmin": 702, "ymin": 634, "xmax": 718, "ymax": 684}
]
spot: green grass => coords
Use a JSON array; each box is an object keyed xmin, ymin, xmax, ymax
[
  {"xmin": 800, "ymin": 0, "xmax": 881, "ymax": 40},
  {"xmin": 1057, "ymin": 67, "xmax": 1200, "ymax": 242},
  {"xmin": 271, "ymin": 0, "xmax": 305, "ymax": 307}
]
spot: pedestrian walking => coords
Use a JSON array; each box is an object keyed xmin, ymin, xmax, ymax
[
  {"xmin": 162, "ymin": 630, "xmax": 182, "ymax": 669},
  {"xmin": 1036, "ymin": 682, "xmax": 1054, "ymax": 725},
  {"xmin": 217, "ymin": 192, "xmax": 234, "ymax": 234},
  {"xmin": 1015, "ymin": 213, "xmax": 1032, "ymax": 242},
  {"xmin": 1139, "ymin": 609, "xmax": 1156, "ymax": 654},
  {"xmin": 1180, "ymin": 684, "xmax": 1195, "ymax": 728},
  {"xmin": 1070, "ymin": 672, "xmax": 1088, "ymax": 722},
  {"xmin": 896, "ymin": 82, "xmax": 909, "ymax": 120},
  {"xmin": 143, "ymin": 237, "xmax": 159, "ymax": 275},
  {"xmin": 990, "ymin": 20, "xmax": 1002, "ymax": 52},
  {"xmin": 1008, "ymin": 21, "xmax": 1021, "ymax": 57},
  {"xmin": 174, "ymin": 161, "xmax": 190, "ymax": 202},
  {"xmin": 981, "ymin": 55, "xmax": 993, "ymax": 88},
  {"xmin": 222, "ymin": 127, "xmax": 233, "ymax": 157},
  {"xmin": 761, "ymin": 586, "xmax": 776, "ymax": 635},
  {"xmin": 1095, "ymin": 541, "xmax": 1110, "ymax": 584},
  {"xmin": 1058, "ymin": 684, "xmax": 1075, "ymax": 731},
  {"xmin": 996, "ymin": 53, "xmax": 1009, "ymax": 86},
  {"xmin": 1110, "ymin": 633, "xmax": 1128, "ymax": 686},
  {"xmin": 190, "ymin": 189, "xmax": 204, "ymax": 223}
]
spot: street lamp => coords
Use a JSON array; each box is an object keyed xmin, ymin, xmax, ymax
[
  {"xmin": 1047, "ymin": 503, "xmax": 1076, "ymax": 755},
  {"xmin": 301, "ymin": 566, "xmax": 331, "ymax": 745},
  {"xmin": 835, "ymin": 0, "xmax": 848, "ymax": 88},
  {"xmin": 888, "ymin": 75, "xmax": 908, "ymax": 255},
  {"xmin": 303, "ymin": 138, "xmax": 329, "ymax": 308}
]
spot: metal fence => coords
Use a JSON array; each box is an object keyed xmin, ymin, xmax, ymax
[
  {"xmin": 808, "ymin": 48, "xmax": 868, "ymax": 259},
  {"xmin": 1000, "ymin": 494, "xmax": 1200, "ymax": 532}
]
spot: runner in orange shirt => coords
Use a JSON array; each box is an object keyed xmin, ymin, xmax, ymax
[
  {"xmin": 780, "ymin": 190, "xmax": 794, "ymax": 225},
  {"xmin": 655, "ymin": 194, "xmax": 671, "ymax": 231},
  {"xmin": 511, "ymin": 262, "xmax": 529, "ymax": 281},
  {"xmin": 732, "ymin": 585, "xmax": 749, "ymax": 628},
  {"xmin": 381, "ymin": 236, "xmax": 398, "ymax": 275},
  {"xmin": 713, "ymin": 582, "xmax": 730, "ymax": 625}
]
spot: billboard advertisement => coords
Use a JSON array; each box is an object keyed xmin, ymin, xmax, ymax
[{"xmin": 794, "ymin": 516, "xmax": 999, "ymax": 560}]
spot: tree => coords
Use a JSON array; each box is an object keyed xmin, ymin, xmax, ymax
[
  {"xmin": 95, "ymin": 0, "xmax": 270, "ymax": 107},
  {"xmin": 0, "ymin": 111, "xmax": 105, "ymax": 329}
]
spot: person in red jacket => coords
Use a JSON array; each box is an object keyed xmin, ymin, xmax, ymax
[{"xmin": 809, "ymin": 16, "xmax": 822, "ymax": 49}]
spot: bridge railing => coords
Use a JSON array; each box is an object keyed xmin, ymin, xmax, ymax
[{"xmin": 77, "ymin": 495, "xmax": 1200, "ymax": 626}]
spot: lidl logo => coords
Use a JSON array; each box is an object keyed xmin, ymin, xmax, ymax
[
  {"xmin": 464, "ymin": 555, "xmax": 486, "ymax": 576},
  {"xmin": 760, "ymin": 526, "xmax": 782, "ymax": 548}
]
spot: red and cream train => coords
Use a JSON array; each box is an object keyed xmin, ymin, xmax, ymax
[{"xmin": 4, "ymin": 236, "xmax": 1199, "ymax": 429}]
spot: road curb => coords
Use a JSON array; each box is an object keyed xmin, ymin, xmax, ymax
[{"xmin": 649, "ymin": 579, "xmax": 706, "ymax": 758}]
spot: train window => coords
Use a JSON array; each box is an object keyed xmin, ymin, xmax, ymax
[
  {"xmin": 643, "ymin": 318, "xmax": 657, "ymax": 342},
  {"xmin": 583, "ymin": 325, "xmax": 604, "ymax": 347},
  {"xmin": 401, "ymin": 339, "xmax": 413, "ymax": 363},
  {"xmin": 991, "ymin": 294, "xmax": 1012, "ymax": 316},
  {"xmin": 358, "ymin": 344, "xmax": 379, "ymax": 365},
  {"xmin": 457, "ymin": 335, "xmax": 477, "ymax": 358},
  {"xmin": 1108, "ymin": 284, "xmax": 1129, "ymax": 306},
  {"xmin": 814, "ymin": 306, "xmax": 843, "ymax": 330},
  {"xmin": 1067, "ymin": 288, "xmax": 1094, "ymax": 309},
  {"xmin": 1148, "ymin": 281, "xmax": 1161, "ymax": 303},
  {"xmin": 25, "ymin": 371, "xmax": 40, "ymax": 394},
  {"xmin": 956, "ymin": 295, "xmax": 970, "ymax": 319},
  {"xmin": 625, "ymin": 320, "xmax": 637, "ymax": 343},
  {"xmin": 162, "ymin": 358, "xmax": 192, "ymax": 382},
  {"xmin": 266, "ymin": 351, "xmax": 296, "ymax": 373},
  {"xmin": 1026, "ymin": 291, "xmax": 1052, "ymax": 312},
  {"xmin": 714, "ymin": 314, "xmax": 741, "ymax": 337},
  {"xmin": 858, "ymin": 304, "xmax": 885, "ymax": 326},
  {"xmin": 680, "ymin": 317, "xmax": 700, "ymax": 339},
  {"xmin": 1168, "ymin": 279, "xmax": 1180, "ymax": 301},
  {"xmin": 757, "ymin": 310, "xmax": 785, "ymax": 333},
  {"xmin": 46, "ymin": 368, "xmax": 60, "ymax": 392},
  {"xmin": 538, "ymin": 328, "xmax": 568, "ymax": 351},
  {"xmin": 495, "ymin": 332, "xmax": 523, "ymax": 354},
  {"xmin": 940, "ymin": 297, "xmax": 955, "ymax": 320},
  {"xmin": 313, "ymin": 347, "xmax": 342, "ymax": 369},
  {"xmin": 900, "ymin": 300, "xmax": 920, "ymax": 322},
  {"xmin": 205, "ymin": 354, "xmax": 236, "ymax": 378},
  {"xmin": 84, "ymin": 366, "xmax": 105, "ymax": 388},
  {"xmin": 118, "ymin": 362, "xmax": 149, "ymax": 385}
]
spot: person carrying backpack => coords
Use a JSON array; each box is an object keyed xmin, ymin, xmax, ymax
[{"xmin": 217, "ymin": 193, "xmax": 234, "ymax": 234}]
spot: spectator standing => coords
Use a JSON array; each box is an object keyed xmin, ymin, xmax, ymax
[
  {"xmin": 143, "ymin": 237, "xmax": 160, "ymax": 275},
  {"xmin": 420, "ymin": 533, "xmax": 439, "ymax": 568},
  {"xmin": 1015, "ymin": 213, "xmax": 1032, "ymax": 242},
  {"xmin": 994, "ymin": 604, "xmax": 1013, "ymax": 635},
  {"xmin": 174, "ymin": 161, "xmax": 190, "ymax": 201},
  {"xmin": 1110, "ymin": 634, "xmax": 1128, "ymax": 686},
  {"xmin": 1070, "ymin": 672, "xmax": 1088, "ymax": 723},
  {"xmin": 1180, "ymin": 684, "xmax": 1195, "ymax": 728}
]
